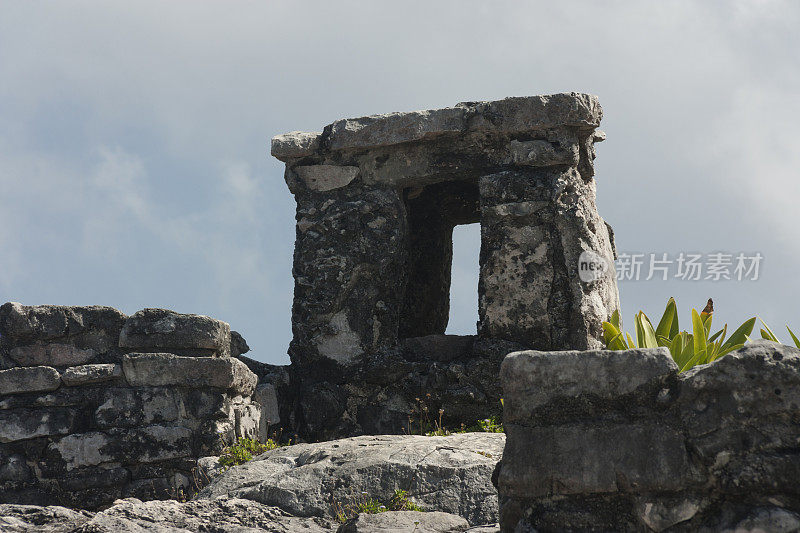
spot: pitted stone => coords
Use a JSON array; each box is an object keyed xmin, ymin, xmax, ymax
[
  {"xmin": 122, "ymin": 353, "xmax": 257, "ymax": 395},
  {"xmin": 119, "ymin": 308, "xmax": 231, "ymax": 357},
  {"xmin": 271, "ymin": 93, "xmax": 602, "ymax": 161},
  {"xmin": 0, "ymin": 366, "xmax": 61, "ymax": 395},
  {"xmin": 61, "ymin": 364, "xmax": 121, "ymax": 386}
]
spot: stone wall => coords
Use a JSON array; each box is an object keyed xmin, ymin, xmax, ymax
[
  {"xmin": 272, "ymin": 93, "xmax": 620, "ymax": 440},
  {"xmin": 497, "ymin": 341, "xmax": 800, "ymax": 532},
  {"xmin": 0, "ymin": 303, "xmax": 263, "ymax": 509}
]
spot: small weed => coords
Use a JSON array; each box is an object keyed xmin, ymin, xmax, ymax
[
  {"xmin": 404, "ymin": 395, "xmax": 504, "ymax": 436},
  {"xmin": 332, "ymin": 489, "xmax": 425, "ymax": 523},
  {"xmin": 218, "ymin": 436, "xmax": 284, "ymax": 469}
]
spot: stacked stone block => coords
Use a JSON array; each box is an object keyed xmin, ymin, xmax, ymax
[
  {"xmin": 0, "ymin": 302, "xmax": 261, "ymax": 509},
  {"xmin": 497, "ymin": 341, "xmax": 800, "ymax": 532}
]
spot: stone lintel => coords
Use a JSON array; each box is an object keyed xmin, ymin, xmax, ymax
[{"xmin": 271, "ymin": 93, "xmax": 602, "ymax": 161}]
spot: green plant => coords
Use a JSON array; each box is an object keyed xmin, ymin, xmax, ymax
[
  {"xmin": 756, "ymin": 319, "xmax": 800, "ymax": 349},
  {"xmin": 602, "ymin": 297, "xmax": 755, "ymax": 372},
  {"xmin": 333, "ymin": 489, "xmax": 425, "ymax": 523},
  {"xmin": 218, "ymin": 437, "xmax": 282, "ymax": 469}
]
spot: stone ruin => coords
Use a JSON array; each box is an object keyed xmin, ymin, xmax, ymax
[
  {"xmin": 0, "ymin": 303, "xmax": 265, "ymax": 508},
  {"xmin": 2, "ymin": 94, "xmax": 800, "ymax": 532},
  {"xmin": 271, "ymin": 93, "xmax": 619, "ymax": 439}
]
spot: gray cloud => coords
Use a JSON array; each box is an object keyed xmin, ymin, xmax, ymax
[{"xmin": 1, "ymin": 1, "xmax": 798, "ymax": 362}]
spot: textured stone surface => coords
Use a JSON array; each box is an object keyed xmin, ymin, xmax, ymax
[
  {"xmin": 0, "ymin": 408, "xmax": 75, "ymax": 443},
  {"xmin": 119, "ymin": 308, "xmax": 231, "ymax": 357},
  {"xmin": 0, "ymin": 305, "xmax": 264, "ymax": 511},
  {"xmin": 339, "ymin": 511, "xmax": 469, "ymax": 533},
  {"xmin": 274, "ymin": 94, "xmax": 618, "ymax": 440},
  {"xmin": 61, "ymin": 364, "xmax": 121, "ymax": 386},
  {"xmin": 292, "ymin": 336, "xmax": 518, "ymax": 441},
  {"xmin": 500, "ymin": 347, "xmax": 677, "ymax": 422},
  {"xmin": 498, "ymin": 342, "xmax": 800, "ymax": 532},
  {"xmin": 200, "ymin": 433, "xmax": 505, "ymax": 526},
  {"xmin": 0, "ymin": 498, "xmax": 334, "ymax": 532},
  {"xmin": 0, "ymin": 366, "xmax": 61, "ymax": 395},
  {"xmin": 0, "ymin": 302, "xmax": 126, "ymax": 366},
  {"xmin": 122, "ymin": 353, "xmax": 257, "ymax": 395},
  {"xmin": 272, "ymin": 93, "xmax": 602, "ymax": 160}
]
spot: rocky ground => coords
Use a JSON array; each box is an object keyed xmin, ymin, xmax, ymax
[{"xmin": 0, "ymin": 433, "xmax": 504, "ymax": 532}]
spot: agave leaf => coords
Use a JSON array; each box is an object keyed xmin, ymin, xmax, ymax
[
  {"xmin": 655, "ymin": 298, "xmax": 677, "ymax": 340},
  {"xmin": 637, "ymin": 312, "xmax": 659, "ymax": 349},
  {"xmin": 708, "ymin": 328, "xmax": 725, "ymax": 344},
  {"xmin": 787, "ymin": 326, "xmax": 800, "ymax": 350},
  {"xmin": 668, "ymin": 334, "xmax": 683, "ymax": 363},
  {"xmin": 760, "ymin": 328, "xmax": 778, "ymax": 342},
  {"xmin": 691, "ymin": 309, "xmax": 707, "ymax": 361},
  {"xmin": 701, "ymin": 312, "xmax": 713, "ymax": 336},
  {"xmin": 760, "ymin": 319, "xmax": 780, "ymax": 342},
  {"xmin": 680, "ymin": 347, "xmax": 706, "ymax": 372},
  {"xmin": 721, "ymin": 318, "xmax": 756, "ymax": 351},
  {"xmin": 626, "ymin": 332, "xmax": 636, "ymax": 349},
  {"xmin": 714, "ymin": 343, "xmax": 744, "ymax": 360},
  {"xmin": 609, "ymin": 309, "xmax": 621, "ymax": 330},
  {"xmin": 602, "ymin": 321, "xmax": 621, "ymax": 346},
  {"xmin": 677, "ymin": 334, "xmax": 694, "ymax": 369}
]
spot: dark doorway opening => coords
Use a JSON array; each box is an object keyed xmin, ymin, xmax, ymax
[{"xmin": 398, "ymin": 180, "xmax": 480, "ymax": 339}]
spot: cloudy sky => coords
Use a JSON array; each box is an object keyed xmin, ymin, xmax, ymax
[{"xmin": 1, "ymin": 1, "xmax": 798, "ymax": 364}]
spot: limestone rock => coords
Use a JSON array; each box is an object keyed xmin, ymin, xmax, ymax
[
  {"xmin": 271, "ymin": 93, "xmax": 602, "ymax": 161},
  {"xmin": 0, "ymin": 504, "xmax": 92, "ymax": 532},
  {"xmin": 199, "ymin": 433, "xmax": 505, "ymax": 526},
  {"xmin": 0, "ymin": 302, "xmax": 126, "ymax": 365},
  {"xmin": 498, "ymin": 342, "xmax": 800, "ymax": 532},
  {"xmin": 500, "ymin": 347, "xmax": 677, "ymax": 423},
  {"xmin": 0, "ymin": 407, "xmax": 74, "ymax": 443},
  {"xmin": 119, "ymin": 308, "xmax": 231, "ymax": 357},
  {"xmin": 0, "ymin": 366, "xmax": 61, "ymax": 395},
  {"xmin": 338, "ymin": 511, "xmax": 469, "ymax": 533},
  {"xmin": 293, "ymin": 165, "xmax": 360, "ymax": 193},
  {"xmin": 122, "ymin": 353, "xmax": 257, "ymax": 395},
  {"xmin": 253, "ymin": 383, "xmax": 281, "ymax": 435},
  {"xmin": 61, "ymin": 364, "xmax": 121, "ymax": 386},
  {"xmin": 0, "ymin": 498, "xmax": 335, "ymax": 532},
  {"xmin": 9, "ymin": 344, "xmax": 95, "ymax": 367}
]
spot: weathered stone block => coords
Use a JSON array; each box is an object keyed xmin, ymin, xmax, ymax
[
  {"xmin": 9, "ymin": 344, "xmax": 96, "ymax": 367},
  {"xmin": 119, "ymin": 309, "xmax": 231, "ymax": 357},
  {"xmin": 0, "ymin": 302, "xmax": 126, "ymax": 362},
  {"xmin": 0, "ymin": 366, "xmax": 61, "ymax": 396},
  {"xmin": 291, "ymin": 164, "xmax": 359, "ymax": 193},
  {"xmin": 233, "ymin": 402, "xmax": 260, "ymax": 439},
  {"xmin": 499, "ymin": 423, "xmax": 690, "ymax": 498},
  {"xmin": 121, "ymin": 353, "xmax": 257, "ymax": 396},
  {"xmin": 0, "ymin": 408, "xmax": 75, "ymax": 443},
  {"xmin": 94, "ymin": 387, "xmax": 182, "ymax": 429},
  {"xmin": 61, "ymin": 364, "xmax": 121, "ymax": 386},
  {"xmin": 500, "ymin": 347, "xmax": 676, "ymax": 424},
  {"xmin": 253, "ymin": 383, "xmax": 280, "ymax": 435}
]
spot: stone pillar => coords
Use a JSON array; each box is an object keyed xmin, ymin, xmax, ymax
[
  {"xmin": 478, "ymin": 129, "xmax": 617, "ymax": 350},
  {"xmin": 288, "ymin": 180, "xmax": 409, "ymax": 368}
]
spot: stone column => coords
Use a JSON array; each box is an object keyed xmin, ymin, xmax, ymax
[{"xmin": 478, "ymin": 129, "xmax": 618, "ymax": 350}]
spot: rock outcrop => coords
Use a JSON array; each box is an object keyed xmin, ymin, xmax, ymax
[
  {"xmin": 497, "ymin": 340, "xmax": 800, "ymax": 532},
  {"xmin": 0, "ymin": 433, "xmax": 504, "ymax": 532},
  {"xmin": 200, "ymin": 433, "xmax": 505, "ymax": 526}
]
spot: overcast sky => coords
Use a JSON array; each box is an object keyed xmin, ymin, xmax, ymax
[{"xmin": 1, "ymin": 1, "xmax": 798, "ymax": 364}]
